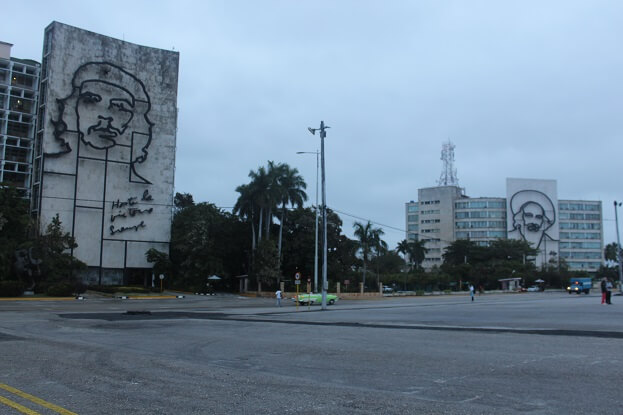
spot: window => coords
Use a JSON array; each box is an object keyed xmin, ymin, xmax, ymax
[
  {"xmin": 560, "ymin": 251, "xmax": 602, "ymax": 259},
  {"xmin": 408, "ymin": 224, "xmax": 419, "ymax": 231},
  {"xmin": 560, "ymin": 242, "xmax": 601, "ymax": 249},
  {"xmin": 560, "ymin": 222, "xmax": 600, "ymax": 230},
  {"xmin": 407, "ymin": 205, "xmax": 419, "ymax": 213},
  {"xmin": 559, "ymin": 232, "xmax": 601, "ymax": 240},
  {"xmin": 407, "ymin": 214, "xmax": 418, "ymax": 222}
]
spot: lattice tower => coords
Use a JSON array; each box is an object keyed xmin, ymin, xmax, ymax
[{"xmin": 437, "ymin": 140, "xmax": 459, "ymax": 186}]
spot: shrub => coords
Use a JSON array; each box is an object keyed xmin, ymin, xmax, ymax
[
  {"xmin": 0, "ymin": 280, "xmax": 25, "ymax": 297},
  {"xmin": 415, "ymin": 290, "xmax": 425, "ymax": 296},
  {"xmin": 34, "ymin": 281, "xmax": 50, "ymax": 294},
  {"xmin": 88, "ymin": 285, "xmax": 117, "ymax": 294},
  {"xmin": 74, "ymin": 282, "xmax": 87, "ymax": 294},
  {"xmin": 117, "ymin": 286, "xmax": 149, "ymax": 294},
  {"xmin": 46, "ymin": 282, "xmax": 75, "ymax": 297}
]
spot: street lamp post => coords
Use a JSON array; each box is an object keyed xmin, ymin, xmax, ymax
[
  {"xmin": 614, "ymin": 201, "xmax": 623, "ymax": 292},
  {"xmin": 308, "ymin": 121, "xmax": 329, "ymax": 310},
  {"xmin": 296, "ymin": 150, "xmax": 319, "ymax": 293}
]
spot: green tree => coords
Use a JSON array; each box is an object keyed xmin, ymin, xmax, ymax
[
  {"xmin": 604, "ymin": 242, "xmax": 622, "ymax": 264},
  {"xmin": 0, "ymin": 185, "xmax": 31, "ymax": 280},
  {"xmin": 254, "ymin": 239, "xmax": 280, "ymax": 289},
  {"xmin": 275, "ymin": 163, "xmax": 307, "ymax": 267},
  {"xmin": 353, "ymin": 221, "xmax": 385, "ymax": 288},
  {"xmin": 174, "ymin": 192, "xmax": 195, "ymax": 214},
  {"xmin": 34, "ymin": 214, "xmax": 85, "ymax": 284},
  {"xmin": 145, "ymin": 248, "xmax": 172, "ymax": 281},
  {"xmin": 396, "ymin": 239, "xmax": 429, "ymax": 271},
  {"xmin": 170, "ymin": 202, "xmax": 248, "ymax": 291}
]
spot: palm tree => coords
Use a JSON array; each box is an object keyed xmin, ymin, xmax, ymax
[
  {"xmin": 275, "ymin": 163, "xmax": 307, "ymax": 264},
  {"xmin": 233, "ymin": 184, "xmax": 257, "ymax": 251},
  {"xmin": 396, "ymin": 239, "xmax": 428, "ymax": 271},
  {"xmin": 247, "ymin": 165, "xmax": 271, "ymax": 242},
  {"xmin": 353, "ymin": 221, "xmax": 385, "ymax": 289}
]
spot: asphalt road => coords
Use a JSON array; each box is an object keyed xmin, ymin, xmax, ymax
[{"xmin": 0, "ymin": 291, "xmax": 621, "ymax": 414}]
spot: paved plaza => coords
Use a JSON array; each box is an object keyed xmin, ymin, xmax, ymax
[{"xmin": 0, "ymin": 292, "xmax": 621, "ymax": 414}]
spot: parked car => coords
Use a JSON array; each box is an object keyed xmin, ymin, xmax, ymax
[
  {"xmin": 383, "ymin": 286, "xmax": 394, "ymax": 293},
  {"xmin": 293, "ymin": 293, "xmax": 339, "ymax": 305},
  {"xmin": 526, "ymin": 286, "xmax": 539, "ymax": 292}
]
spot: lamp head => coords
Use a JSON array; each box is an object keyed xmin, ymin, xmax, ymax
[{"xmin": 308, "ymin": 127, "xmax": 316, "ymax": 135}]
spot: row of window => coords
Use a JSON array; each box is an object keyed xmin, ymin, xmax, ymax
[
  {"xmin": 421, "ymin": 200, "xmax": 440, "ymax": 205},
  {"xmin": 559, "ymin": 203, "xmax": 600, "ymax": 212},
  {"xmin": 407, "ymin": 214, "xmax": 418, "ymax": 222},
  {"xmin": 456, "ymin": 221, "xmax": 506, "ymax": 229},
  {"xmin": 408, "ymin": 224, "xmax": 418, "ymax": 231},
  {"xmin": 566, "ymin": 261, "xmax": 600, "ymax": 270},
  {"xmin": 560, "ymin": 232, "xmax": 601, "ymax": 240},
  {"xmin": 560, "ymin": 251, "xmax": 602, "ymax": 259},
  {"xmin": 421, "ymin": 228, "xmax": 440, "ymax": 233},
  {"xmin": 456, "ymin": 231, "xmax": 506, "ymax": 239},
  {"xmin": 559, "ymin": 212, "xmax": 600, "ymax": 221},
  {"xmin": 407, "ymin": 205, "xmax": 419, "ymax": 213},
  {"xmin": 420, "ymin": 209, "xmax": 439, "ymax": 215},
  {"xmin": 455, "ymin": 210, "xmax": 505, "ymax": 219},
  {"xmin": 421, "ymin": 219, "xmax": 440, "ymax": 224},
  {"xmin": 559, "ymin": 241, "xmax": 602, "ymax": 249},
  {"xmin": 559, "ymin": 222, "xmax": 600, "ymax": 230},
  {"xmin": 455, "ymin": 200, "xmax": 506, "ymax": 209}
]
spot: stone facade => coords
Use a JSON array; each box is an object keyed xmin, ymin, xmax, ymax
[{"xmin": 32, "ymin": 22, "xmax": 179, "ymax": 284}]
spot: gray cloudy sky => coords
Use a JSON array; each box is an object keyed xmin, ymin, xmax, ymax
[{"xmin": 3, "ymin": 0, "xmax": 622, "ymax": 249}]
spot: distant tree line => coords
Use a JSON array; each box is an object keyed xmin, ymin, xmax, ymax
[{"xmin": 2, "ymin": 164, "xmax": 618, "ymax": 296}]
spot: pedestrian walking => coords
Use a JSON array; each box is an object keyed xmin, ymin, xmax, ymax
[
  {"xmin": 469, "ymin": 284, "xmax": 475, "ymax": 302},
  {"xmin": 601, "ymin": 277, "xmax": 607, "ymax": 304},
  {"xmin": 275, "ymin": 289, "xmax": 283, "ymax": 307},
  {"xmin": 605, "ymin": 279, "xmax": 613, "ymax": 305}
]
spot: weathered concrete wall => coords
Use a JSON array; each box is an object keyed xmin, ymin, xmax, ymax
[{"xmin": 36, "ymin": 22, "xmax": 179, "ymax": 273}]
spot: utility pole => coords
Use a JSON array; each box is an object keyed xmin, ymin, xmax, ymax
[
  {"xmin": 308, "ymin": 121, "xmax": 330, "ymax": 310},
  {"xmin": 614, "ymin": 201, "xmax": 623, "ymax": 292},
  {"xmin": 296, "ymin": 150, "xmax": 319, "ymax": 293}
]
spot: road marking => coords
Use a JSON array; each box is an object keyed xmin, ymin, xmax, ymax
[
  {"xmin": 0, "ymin": 395, "xmax": 41, "ymax": 415},
  {"xmin": 0, "ymin": 383, "xmax": 78, "ymax": 415}
]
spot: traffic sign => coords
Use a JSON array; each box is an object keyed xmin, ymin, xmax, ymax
[{"xmin": 295, "ymin": 272, "xmax": 301, "ymax": 280}]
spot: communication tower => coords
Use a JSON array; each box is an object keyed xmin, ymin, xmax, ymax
[{"xmin": 437, "ymin": 140, "xmax": 459, "ymax": 187}]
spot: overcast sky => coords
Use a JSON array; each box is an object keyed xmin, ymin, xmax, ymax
[{"xmin": 3, "ymin": 0, "xmax": 622, "ymax": 249}]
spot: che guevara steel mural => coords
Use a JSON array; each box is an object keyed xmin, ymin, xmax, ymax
[{"xmin": 45, "ymin": 62, "xmax": 155, "ymax": 236}]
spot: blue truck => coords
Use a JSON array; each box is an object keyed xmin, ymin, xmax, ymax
[{"xmin": 567, "ymin": 277, "xmax": 592, "ymax": 295}]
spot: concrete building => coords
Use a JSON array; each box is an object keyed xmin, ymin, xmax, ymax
[
  {"xmin": 406, "ymin": 178, "xmax": 603, "ymax": 273},
  {"xmin": 31, "ymin": 22, "xmax": 179, "ymax": 285},
  {"xmin": 0, "ymin": 41, "xmax": 40, "ymax": 195}
]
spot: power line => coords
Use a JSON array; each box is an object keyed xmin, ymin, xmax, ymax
[{"xmin": 329, "ymin": 206, "xmax": 405, "ymax": 234}]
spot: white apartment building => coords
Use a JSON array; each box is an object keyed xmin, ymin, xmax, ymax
[
  {"xmin": 406, "ymin": 178, "xmax": 603, "ymax": 272},
  {"xmin": 0, "ymin": 41, "xmax": 39, "ymax": 196}
]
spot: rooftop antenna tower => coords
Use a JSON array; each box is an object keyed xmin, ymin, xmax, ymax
[{"xmin": 437, "ymin": 140, "xmax": 459, "ymax": 186}]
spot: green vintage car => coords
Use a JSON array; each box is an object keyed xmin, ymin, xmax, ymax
[{"xmin": 292, "ymin": 293, "xmax": 339, "ymax": 305}]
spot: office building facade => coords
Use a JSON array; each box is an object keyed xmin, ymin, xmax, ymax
[
  {"xmin": 406, "ymin": 178, "xmax": 603, "ymax": 272},
  {"xmin": 0, "ymin": 41, "xmax": 39, "ymax": 195},
  {"xmin": 31, "ymin": 22, "xmax": 179, "ymax": 284}
]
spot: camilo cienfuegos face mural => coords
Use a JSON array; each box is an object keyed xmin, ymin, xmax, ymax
[{"xmin": 509, "ymin": 190, "xmax": 557, "ymax": 250}]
